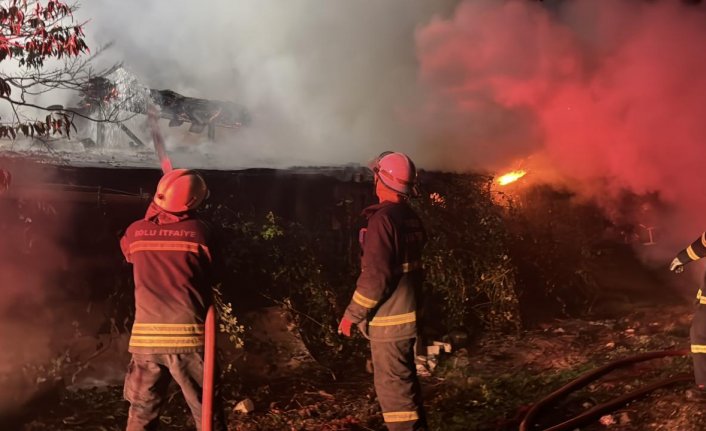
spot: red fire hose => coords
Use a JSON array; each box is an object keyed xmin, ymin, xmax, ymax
[
  {"xmin": 519, "ymin": 349, "xmax": 690, "ymax": 431},
  {"xmin": 202, "ymin": 305, "xmax": 216, "ymax": 431}
]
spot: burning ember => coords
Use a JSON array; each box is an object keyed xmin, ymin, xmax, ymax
[
  {"xmin": 429, "ymin": 192, "xmax": 446, "ymax": 207},
  {"xmin": 496, "ymin": 170, "xmax": 527, "ymax": 186}
]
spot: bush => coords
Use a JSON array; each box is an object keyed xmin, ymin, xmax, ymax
[
  {"xmin": 206, "ymin": 172, "xmax": 526, "ymax": 359},
  {"xmin": 414, "ymin": 172, "xmax": 520, "ymax": 335},
  {"xmin": 503, "ymin": 185, "xmax": 607, "ymax": 323},
  {"xmin": 205, "ymin": 172, "xmax": 614, "ymax": 356},
  {"xmin": 207, "ymin": 204, "xmax": 367, "ymax": 368}
]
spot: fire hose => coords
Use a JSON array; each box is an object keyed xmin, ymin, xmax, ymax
[
  {"xmin": 148, "ymin": 104, "xmax": 216, "ymax": 431},
  {"xmin": 518, "ymin": 349, "xmax": 690, "ymax": 431},
  {"xmin": 202, "ymin": 305, "xmax": 216, "ymax": 431}
]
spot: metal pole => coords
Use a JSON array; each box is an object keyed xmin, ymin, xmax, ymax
[{"xmin": 148, "ymin": 104, "xmax": 173, "ymax": 173}]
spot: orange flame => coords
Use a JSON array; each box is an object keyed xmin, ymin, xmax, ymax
[{"xmin": 497, "ymin": 170, "xmax": 527, "ymax": 186}]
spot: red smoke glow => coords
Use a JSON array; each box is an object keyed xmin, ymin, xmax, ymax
[{"xmin": 415, "ymin": 0, "xmax": 706, "ymax": 261}]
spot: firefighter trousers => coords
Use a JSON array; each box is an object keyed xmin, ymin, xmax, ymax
[
  {"xmin": 692, "ymin": 304, "xmax": 706, "ymax": 386},
  {"xmin": 370, "ymin": 338, "xmax": 428, "ymax": 431},
  {"xmin": 123, "ymin": 352, "xmax": 227, "ymax": 431}
]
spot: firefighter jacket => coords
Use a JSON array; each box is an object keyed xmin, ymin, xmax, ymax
[
  {"xmin": 677, "ymin": 232, "xmax": 706, "ymax": 305},
  {"xmin": 344, "ymin": 200, "xmax": 426, "ymax": 342},
  {"xmin": 120, "ymin": 202, "xmax": 220, "ymax": 354}
]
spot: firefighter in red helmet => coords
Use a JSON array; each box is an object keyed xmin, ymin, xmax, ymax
[
  {"xmin": 120, "ymin": 169, "xmax": 227, "ymax": 431},
  {"xmin": 671, "ymin": 235, "xmax": 706, "ymax": 392},
  {"xmin": 339, "ymin": 151, "xmax": 428, "ymax": 431}
]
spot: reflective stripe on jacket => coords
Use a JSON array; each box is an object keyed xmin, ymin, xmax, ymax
[
  {"xmin": 344, "ymin": 201, "xmax": 426, "ymax": 342},
  {"xmin": 121, "ymin": 203, "xmax": 219, "ymax": 354},
  {"xmin": 677, "ymin": 232, "xmax": 706, "ymax": 264},
  {"xmin": 697, "ymin": 289, "xmax": 706, "ymax": 305}
]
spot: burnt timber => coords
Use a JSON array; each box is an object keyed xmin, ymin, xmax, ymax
[{"xmin": 79, "ymin": 75, "xmax": 251, "ymax": 145}]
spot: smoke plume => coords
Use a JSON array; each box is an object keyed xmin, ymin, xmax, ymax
[
  {"xmin": 77, "ymin": 0, "xmax": 457, "ymax": 168},
  {"xmin": 414, "ymin": 0, "xmax": 706, "ymax": 261},
  {"xmin": 7, "ymin": 0, "xmax": 706, "ymax": 414},
  {"xmin": 71, "ymin": 0, "xmax": 706, "ymax": 258}
]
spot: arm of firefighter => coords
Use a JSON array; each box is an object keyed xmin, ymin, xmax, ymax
[
  {"xmin": 119, "ymin": 232, "xmax": 132, "ymax": 263},
  {"xmin": 676, "ymin": 232, "xmax": 706, "ymax": 264},
  {"xmin": 344, "ymin": 214, "xmax": 395, "ymax": 324}
]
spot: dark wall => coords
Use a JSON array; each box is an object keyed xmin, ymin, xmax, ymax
[{"xmin": 0, "ymin": 156, "xmax": 375, "ymax": 318}]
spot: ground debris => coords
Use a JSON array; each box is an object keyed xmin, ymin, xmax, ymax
[
  {"xmin": 16, "ymin": 304, "xmax": 702, "ymax": 431},
  {"xmin": 599, "ymin": 414, "xmax": 616, "ymax": 426},
  {"xmin": 234, "ymin": 398, "xmax": 255, "ymax": 414}
]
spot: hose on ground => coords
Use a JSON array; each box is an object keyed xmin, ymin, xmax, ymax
[{"xmin": 519, "ymin": 348, "xmax": 690, "ymax": 431}]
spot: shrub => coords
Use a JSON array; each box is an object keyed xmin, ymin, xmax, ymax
[{"xmin": 414, "ymin": 172, "xmax": 520, "ymax": 335}]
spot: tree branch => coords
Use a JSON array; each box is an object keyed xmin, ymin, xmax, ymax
[{"xmin": 0, "ymin": 94, "xmax": 129, "ymax": 123}]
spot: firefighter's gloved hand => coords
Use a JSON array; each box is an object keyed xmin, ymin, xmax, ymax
[
  {"xmin": 670, "ymin": 257, "xmax": 685, "ymax": 274},
  {"xmin": 338, "ymin": 317, "xmax": 353, "ymax": 337}
]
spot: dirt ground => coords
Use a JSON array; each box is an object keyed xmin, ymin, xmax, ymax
[{"xmin": 12, "ymin": 297, "xmax": 705, "ymax": 431}]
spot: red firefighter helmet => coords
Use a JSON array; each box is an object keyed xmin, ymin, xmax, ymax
[
  {"xmin": 370, "ymin": 151, "xmax": 418, "ymax": 196},
  {"xmin": 153, "ymin": 169, "xmax": 209, "ymax": 213}
]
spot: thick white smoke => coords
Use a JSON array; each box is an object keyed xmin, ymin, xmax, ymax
[
  {"xmin": 69, "ymin": 0, "xmax": 706, "ymax": 262},
  {"xmin": 11, "ymin": 0, "xmax": 706, "ymax": 260},
  {"xmin": 76, "ymin": 0, "xmax": 457, "ymax": 168}
]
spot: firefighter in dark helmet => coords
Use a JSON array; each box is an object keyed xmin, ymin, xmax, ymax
[
  {"xmin": 339, "ymin": 151, "xmax": 428, "ymax": 431},
  {"xmin": 120, "ymin": 169, "xmax": 227, "ymax": 431}
]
